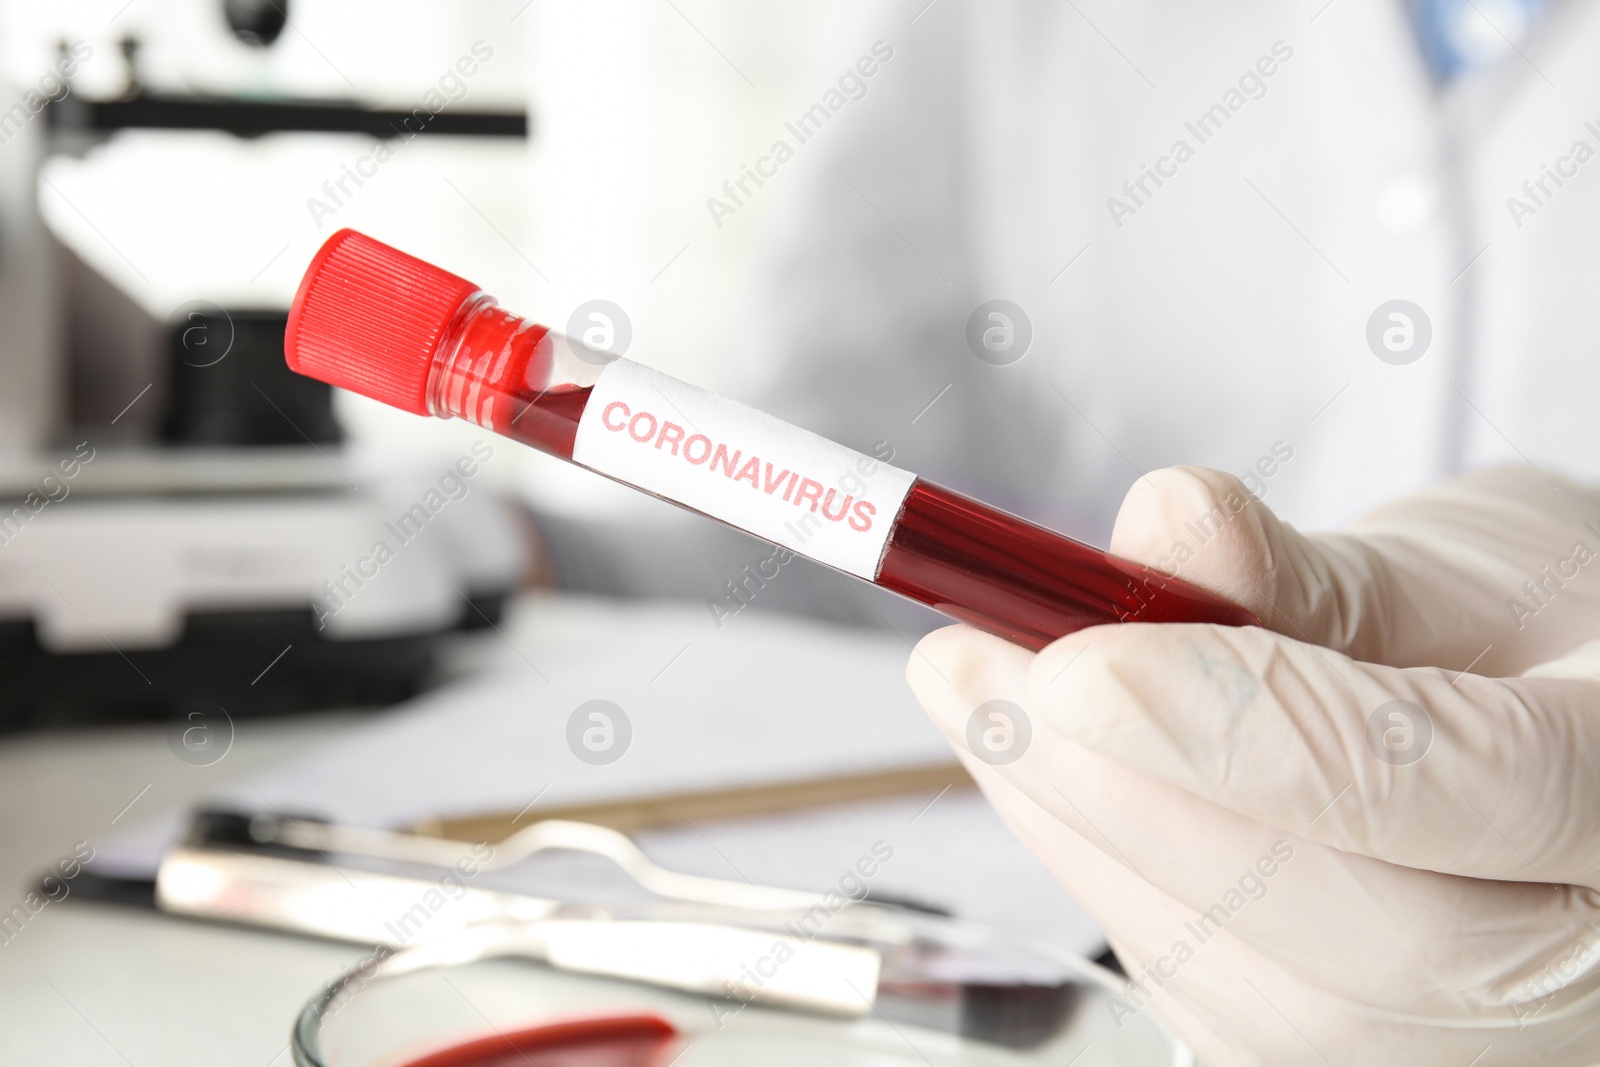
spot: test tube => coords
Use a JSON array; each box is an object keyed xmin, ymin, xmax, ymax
[{"xmin": 285, "ymin": 230, "xmax": 1258, "ymax": 651}]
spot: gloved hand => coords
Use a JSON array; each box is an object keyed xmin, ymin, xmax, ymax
[{"xmin": 907, "ymin": 465, "xmax": 1600, "ymax": 1065}]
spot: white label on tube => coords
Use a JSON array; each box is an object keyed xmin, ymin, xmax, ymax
[{"xmin": 571, "ymin": 359, "xmax": 916, "ymax": 580}]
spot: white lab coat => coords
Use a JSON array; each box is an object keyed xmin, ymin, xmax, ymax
[
  {"xmin": 721, "ymin": 0, "xmax": 1599, "ymax": 542},
  {"xmin": 549, "ymin": 0, "xmax": 1599, "ymax": 620}
]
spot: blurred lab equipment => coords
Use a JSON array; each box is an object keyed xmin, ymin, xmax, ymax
[
  {"xmin": 162, "ymin": 812, "xmax": 1097, "ymax": 1047},
  {"xmin": 0, "ymin": 0, "xmax": 529, "ymax": 726}
]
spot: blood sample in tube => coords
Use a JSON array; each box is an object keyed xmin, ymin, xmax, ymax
[{"xmin": 285, "ymin": 230, "xmax": 1259, "ymax": 651}]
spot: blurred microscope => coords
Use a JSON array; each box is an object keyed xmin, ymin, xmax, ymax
[{"xmin": 0, "ymin": 0, "xmax": 532, "ymax": 727}]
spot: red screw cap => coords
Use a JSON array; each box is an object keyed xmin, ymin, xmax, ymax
[{"xmin": 285, "ymin": 229, "xmax": 482, "ymax": 416}]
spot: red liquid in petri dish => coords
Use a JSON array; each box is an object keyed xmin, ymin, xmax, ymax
[
  {"xmin": 438, "ymin": 311, "xmax": 1257, "ymax": 651},
  {"xmin": 392, "ymin": 1015, "xmax": 677, "ymax": 1067}
]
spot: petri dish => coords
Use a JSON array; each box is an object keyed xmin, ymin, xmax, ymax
[{"xmin": 291, "ymin": 910, "xmax": 1192, "ymax": 1067}]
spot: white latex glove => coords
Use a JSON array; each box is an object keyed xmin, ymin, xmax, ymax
[{"xmin": 908, "ymin": 465, "xmax": 1600, "ymax": 1066}]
